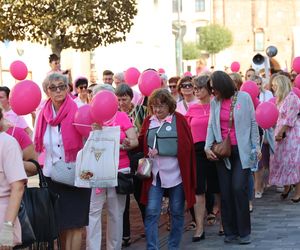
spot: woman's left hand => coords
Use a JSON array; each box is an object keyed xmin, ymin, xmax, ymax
[
  {"xmin": 148, "ymin": 148, "xmax": 158, "ymax": 158},
  {"xmin": 91, "ymin": 123, "xmax": 102, "ymax": 130}
]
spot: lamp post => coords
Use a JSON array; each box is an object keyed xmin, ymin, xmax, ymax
[{"xmin": 173, "ymin": 0, "xmax": 185, "ymax": 76}]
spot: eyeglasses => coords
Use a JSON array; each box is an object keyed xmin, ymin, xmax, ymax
[
  {"xmin": 151, "ymin": 104, "xmax": 168, "ymax": 110},
  {"xmin": 193, "ymin": 87, "xmax": 202, "ymax": 92},
  {"xmin": 169, "ymin": 85, "xmax": 177, "ymax": 89},
  {"xmin": 79, "ymin": 85, "xmax": 88, "ymax": 90},
  {"xmin": 181, "ymin": 83, "xmax": 193, "ymax": 89},
  {"xmin": 48, "ymin": 84, "xmax": 67, "ymax": 92}
]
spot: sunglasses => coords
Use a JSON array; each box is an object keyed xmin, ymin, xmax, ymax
[
  {"xmin": 169, "ymin": 85, "xmax": 177, "ymax": 89},
  {"xmin": 79, "ymin": 85, "xmax": 88, "ymax": 90},
  {"xmin": 48, "ymin": 84, "xmax": 67, "ymax": 92},
  {"xmin": 181, "ymin": 83, "xmax": 193, "ymax": 89}
]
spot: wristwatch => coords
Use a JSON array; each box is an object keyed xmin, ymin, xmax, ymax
[{"xmin": 4, "ymin": 221, "xmax": 14, "ymax": 227}]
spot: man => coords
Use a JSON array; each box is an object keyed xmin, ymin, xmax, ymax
[
  {"xmin": 0, "ymin": 86, "xmax": 33, "ymax": 137},
  {"xmin": 102, "ymin": 70, "xmax": 114, "ymax": 85}
]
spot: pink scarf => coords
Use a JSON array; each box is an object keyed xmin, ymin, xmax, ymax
[{"xmin": 34, "ymin": 95, "xmax": 83, "ymax": 162}]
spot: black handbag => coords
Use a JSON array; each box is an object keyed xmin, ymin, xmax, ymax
[
  {"xmin": 115, "ymin": 172, "xmax": 134, "ymax": 195},
  {"xmin": 15, "ymin": 200, "xmax": 36, "ymax": 248},
  {"xmin": 15, "ymin": 160, "xmax": 59, "ymax": 249}
]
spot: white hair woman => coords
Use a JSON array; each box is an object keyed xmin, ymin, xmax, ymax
[{"xmin": 34, "ymin": 72, "xmax": 91, "ymax": 250}]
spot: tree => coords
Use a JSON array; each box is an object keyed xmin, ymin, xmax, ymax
[
  {"xmin": 0, "ymin": 0, "xmax": 137, "ymax": 57},
  {"xmin": 197, "ymin": 24, "xmax": 233, "ymax": 65},
  {"xmin": 183, "ymin": 42, "xmax": 200, "ymax": 60}
]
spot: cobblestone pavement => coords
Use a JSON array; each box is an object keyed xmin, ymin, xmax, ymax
[
  {"xmin": 126, "ymin": 187, "xmax": 300, "ymax": 250},
  {"xmin": 29, "ymin": 177, "xmax": 300, "ymax": 249}
]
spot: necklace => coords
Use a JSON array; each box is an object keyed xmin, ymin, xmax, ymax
[{"xmin": 199, "ymin": 103, "xmax": 209, "ymax": 115}]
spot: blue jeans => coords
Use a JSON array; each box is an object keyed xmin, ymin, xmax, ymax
[{"xmin": 145, "ymin": 175, "xmax": 185, "ymax": 250}]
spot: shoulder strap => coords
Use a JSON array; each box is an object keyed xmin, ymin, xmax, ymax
[
  {"xmin": 228, "ymin": 92, "xmax": 238, "ymax": 130},
  {"xmin": 183, "ymin": 100, "xmax": 188, "ymax": 111}
]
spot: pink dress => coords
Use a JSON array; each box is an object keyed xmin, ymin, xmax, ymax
[
  {"xmin": 269, "ymin": 92, "xmax": 300, "ymax": 185},
  {"xmin": 0, "ymin": 132, "xmax": 27, "ymax": 246}
]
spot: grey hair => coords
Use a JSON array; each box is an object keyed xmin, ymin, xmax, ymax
[
  {"xmin": 114, "ymin": 72, "xmax": 125, "ymax": 83},
  {"xmin": 42, "ymin": 72, "xmax": 68, "ymax": 93},
  {"xmin": 92, "ymin": 83, "xmax": 115, "ymax": 96}
]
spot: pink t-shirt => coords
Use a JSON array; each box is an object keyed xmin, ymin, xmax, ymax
[
  {"xmin": 220, "ymin": 99, "xmax": 237, "ymax": 145},
  {"xmin": 6, "ymin": 127, "xmax": 32, "ymax": 150},
  {"xmin": 0, "ymin": 132, "xmax": 27, "ymax": 199},
  {"xmin": 4, "ymin": 109, "xmax": 29, "ymax": 129},
  {"xmin": 176, "ymin": 99, "xmax": 198, "ymax": 115},
  {"xmin": 104, "ymin": 111, "xmax": 133, "ymax": 169},
  {"xmin": 186, "ymin": 103, "xmax": 210, "ymax": 143}
]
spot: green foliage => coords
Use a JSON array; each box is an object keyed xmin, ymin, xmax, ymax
[
  {"xmin": 0, "ymin": 0, "xmax": 137, "ymax": 56},
  {"xmin": 198, "ymin": 24, "xmax": 233, "ymax": 54},
  {"xmin": 183, "ymin": 41, "xmax": 200, "ymax": 60}
]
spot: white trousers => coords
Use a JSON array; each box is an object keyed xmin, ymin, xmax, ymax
[{"xmin": 87, "ymin": 187, "xmax": 126, "ymax": 250}]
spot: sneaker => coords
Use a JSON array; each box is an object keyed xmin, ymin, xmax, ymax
[
  {"xmin": 239, "ymin": 235, "xmax": 251, "ymax": 245},
  {"xmin": 255, "ymin": 192, "xmax": 263, "ymax": 199},
  {"xmin": 224, "ymin": 235, "xmax": 239, "ymax": 243}
]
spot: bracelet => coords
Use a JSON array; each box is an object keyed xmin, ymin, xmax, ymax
[
  {"xmin": 27, "ymin": 159, "xmax": 40, "ymax": 170},
  {"xmin": 4, "ymin": 221, "xmax": 14, "ymax": 227}
]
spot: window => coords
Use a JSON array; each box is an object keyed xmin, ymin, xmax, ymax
[
  {"xmin": 254, "ymin": 29, "xmax": 264, "ymax": 51},
  {"xmin": 172, "ymin": 0, "xmax": 182, "ymax": 13},
  {"xmin": 195, "ymin": 0, "xmax": 205, "ymax": 12}
]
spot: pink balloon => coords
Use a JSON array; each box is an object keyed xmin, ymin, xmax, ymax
[
  {"xmin": 124, "ymin": 67, "xmax": 140, "ymax": 87},
  {"xmin": 292, "ymin": 57, "xmax": 300, "ymax": 74},
  {"xmin": 90, "ymin": 90, "xmax": 118, "ymax": 124},
  {"xmin": 292, "ymin": 87, "xmax": 300, "ymax": 98},
  {"xmin": 9, "ymin": 80, "xmax": 41, "ymax": 115},
  {"xmin": 157, "ymin": 68, "xmax": 165, "ymax": 74},
  {"xmin": 268, "ymin": 97, "xmax": 277, "ymax": 105},
  {"xmin": 294, "ymin": 74, "xmax": 300, "ymax": 89},
  {"xmin": 9, "ymin": 60, "xmax": 28, "ymax": 80},
  {"xmin": 74, "ymin": 105, "xmax": 93, "ymax": 138},
  {"xmin": 253, "ymin": 98, "xmax": 260, "ymax": 109},
  {"xmin": 230, "ymin": 61, "xmax": 240, "ymax": 72},
  {"xmin": 183, "ymin": 71, "xmax": 193, "ymax": 77},
  {"xmin": 240, "ymin": 81, "xmax": 260, "ymax": 102},
  {"xmin": 255, "ymin": 102, "xmax": 279, "ymax": 129},
  {"xmin": 138, "ymin": 70, "xmax": 161, "ymax": 97}
]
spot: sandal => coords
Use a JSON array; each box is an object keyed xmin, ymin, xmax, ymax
[
  {"xmin": 281, "ymin": 186, "xmax": 292, "ymax": 200},
  {"xmin": 206, "ymin": 213, "xmax": 216, "ymax": 225},
  {"xmin": 185, "ymin": 221, "xmax": 196, "ymax": 231},
  {"xmin": 122, "ymin": 237, "xmax": 131, "ymax": 247}
]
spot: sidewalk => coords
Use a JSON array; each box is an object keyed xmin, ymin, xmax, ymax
[{"xmin": 125, "ymin": 187, "xmax": 300, "ymax": 250}]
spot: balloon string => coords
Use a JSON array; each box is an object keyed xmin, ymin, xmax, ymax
[
  {"xmin": 72, "ymin": 123, "xmax": 92, "ymax": 128},
  {"xmin": 11, "ymin": 116, "xmax": 19, "ymax": 136}
]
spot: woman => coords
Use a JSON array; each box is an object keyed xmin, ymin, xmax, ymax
[
  {"xmin": 139, "ymin": 89, "xmax": 196, "ymax": 249},
  {"xmin": 0, "ymin": 106, "xmax": 27, "ymax": 248},
  {"xmin": 5, "ymin": 124, "xmax": 38, "ymax": 177},
  {"xmin": 34, "ymin": 73, "xmax": 91, "ymax": 250},
  {"xmin": 205, "ymin": 71, "xmax": 260, "ymax": 245},
  {"xmin": 176, "ymin": 76, "xmax": 197, "ymax": 115},
  {"xmin": 250, "ymin": 75, "xmax": 274, "ymax": 199},
  {"xmin": 87, "ymin": 84, "xmax": 139, "ymax": 250},
  {"xmin": 229, "ymin": 73, "xmax": 243, "ymax": 91},
  {"xmin": 245, "ymin": 68, "xmax": 255, "ymax": 81},
  {"xmin": 269, "ymin": 75, "xmax": 300, "ymax": 202},
  {"xmin": 115, "ymin": 83, "xmax": 147, "ymax": 247},
  {"xmin": 73, "ymin": 77, "xmax": 89, "ymax": 105},
  {"xmin": 168, "ymin": 76, "xmax": 182, "ymax": 103},
  {"xmin": 186, "ymin": 75, "xmax": 221, "ymax": 241}
]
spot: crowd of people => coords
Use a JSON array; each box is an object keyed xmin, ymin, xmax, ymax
[{"xmin": 0, "ymin": 53, "xmax": 299, "ymax": 250}]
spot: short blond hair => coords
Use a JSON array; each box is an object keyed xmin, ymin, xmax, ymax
[{"xmin": 273, "ymin": 75, "xmax": 292, "ymax": 104}]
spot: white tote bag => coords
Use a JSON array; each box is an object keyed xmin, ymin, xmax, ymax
[{"xmin": 75, "ymin": 126, "xmax": 120, "ymax": 188}]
